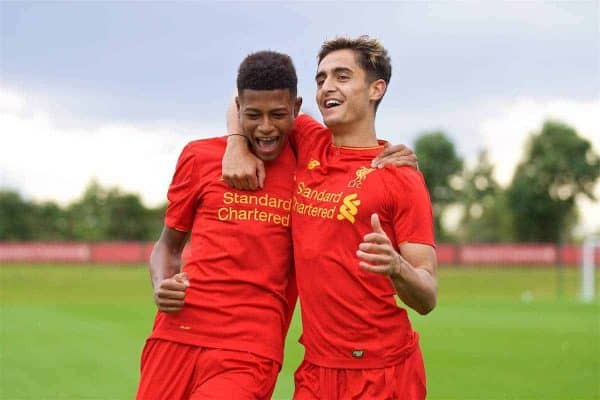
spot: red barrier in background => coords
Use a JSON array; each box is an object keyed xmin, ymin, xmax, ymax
[
  {"xmin": 0, "ymin": 242, "xmax": 597, "ymax": 266},
  {"xmin": 0, "ymin": 242, "xmax": 91, "ymax": 263}
]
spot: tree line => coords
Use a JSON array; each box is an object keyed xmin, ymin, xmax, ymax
[
  {"xmin": 1, "ymin": 119, "xmax": 598, "ymax": 243},
  {"xmin": 0, "ymin": 181, "xmax": 165, "ymax": 241}
]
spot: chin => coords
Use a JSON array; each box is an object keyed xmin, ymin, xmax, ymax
[
  {"xmin": 323, "ymin": 116, "xmax": 343, "ymax": 128},
  {"xmin": 257, "ymin": 151, "xmax": 280, "ymax": 161}
]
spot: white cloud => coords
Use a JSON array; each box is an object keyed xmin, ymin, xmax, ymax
[{"xmin": 0, "ymin": 86, "xmax": 222, "ymax": 207}]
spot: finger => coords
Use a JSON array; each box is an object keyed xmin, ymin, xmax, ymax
[
  {"xmin": 174, "ymin": 272, "xmax": 190, "ymax": 287},
  {"xmin": 373, "ymin": 144, "xmax": 406, "ymax": 167},
  {"xmin": 245, "ymin": 175, "xmax": 257, "ymax": 191},
  {"xmin": 257, "ymin": 162, "xmax": 266, "ymax": 189},
  {"xmin": 371, "ymin": 213, "xmax": 385, "ymax": 234},
  {"xmin": 358, "ymin": 242, "xmax": 391, "ymax": 254},
  {"xmin": 222, "ymin": 176, "xmax": 233, "ymax": 188},
  {"xmin": 160, "ymin": 279, "xmax": 188, "ymax": 291},
  {"xmin": 156, "ymin": 298, "xmax": 185, "ymax": 308},
  {"xmin": 227, "ymin": 176, "xmax": 244, "ymax": 190},
  {"xmin": 359, "ymin": 261, "xmax": 391, "ymax": 275},
  {"xmin": 363, "ymin": 232, "xmax": 391, "ymax": 245},
  {"xmin": 356, "ymin": 250, "xmax": 391, "ymax": 265},
  {"xmin": 376, "ymin": 154, "xmax": 418, "ymax": 169},
  {"xmin": 157, "ymin": 288, "xmax": 186, "ymax": 300}
]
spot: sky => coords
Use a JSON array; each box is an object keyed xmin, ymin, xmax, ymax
[{"xmin": 1, "ymin": 1, "xmax": 599, "ymax": 235}]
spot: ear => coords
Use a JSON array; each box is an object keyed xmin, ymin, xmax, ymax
[
  {"xmin": 293, "ymin": 97, "xmax": 303, "ymax": 117},
  {"xmin": 235, "ymin": 96, "xmax": 241, "ymax": 112},
  {"xmin": 369, "ymin": 79, "xmax": 387, "ymax": 103}
]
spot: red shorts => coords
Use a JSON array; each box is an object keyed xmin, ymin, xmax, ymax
[
  {"xmin": 293, "ymin": 347, "xmax": 426, "ymax": 400},
  {"xmin": 136, "ymin": 339, "xmax": 280, "ymax": 400}
]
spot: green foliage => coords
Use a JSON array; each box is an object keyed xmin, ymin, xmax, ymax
[
  {"xmin": 0, "ymin": 190, "xmax": 35, "ymax": 240},
  {"xmin": 415, "ymin": 131, "xmax": 463, "ymax": 241},
  {"xmin": 0, "ymin": 181, "xmax": 166, "ymax": 241},
  {"xmin": 459, "ymin": 151, "xmax": 512, "ymax": 242},
  {"xmin": 507, "ymin": 121, "xmax": 600, "ymax": 242}
]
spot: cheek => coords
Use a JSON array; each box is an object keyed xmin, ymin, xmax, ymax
[
  {"xmin": 241, "ymin": 121, "xmax": 257, "ymax": 134},
  {"xmin": 275, "ymin": 121, "xmax": 293, "ymax": 135}
]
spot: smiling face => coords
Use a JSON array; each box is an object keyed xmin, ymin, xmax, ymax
[
  {"xmin": 237, "ymin": 88, "xmax": 301, "ymax": 161},
  {"xmin": 315, "ymin": 49, "xmax": 386, "ymax": 129}
]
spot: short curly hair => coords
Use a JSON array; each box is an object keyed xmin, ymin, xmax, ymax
[{"xmin": 237, "ymin": 51, "xmax": 298, "ymax": 96}]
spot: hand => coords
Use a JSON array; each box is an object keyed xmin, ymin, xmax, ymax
[
  {"xmin": 357, "ymin": 214, "xmax": 407, "ymax": 278},
  {"xmin": 371, "ymin": 143, "xmax": 418, "ymax": 170},
  {"xmin": 222, "ymin": 136, "xmax": 265, "ymax": 190},
  {"xmin": 154, "ymin": 272, "xmax": 189, "ymax": 313}
]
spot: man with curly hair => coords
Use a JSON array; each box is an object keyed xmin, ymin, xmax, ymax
[{"xmin": 136, "ymin": 51, "xmax": 301, "ymax": 400}]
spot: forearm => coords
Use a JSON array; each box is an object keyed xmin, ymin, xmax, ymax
[
  {"xmin": 226, "ymin": 96, "xmax": 243, "ymax": 135},
  {"xmin": 149, "ymin": 227, "xmax": 187, "ymax": 289},
  {"xmin": 391, "ymin": 265, "xmax": 437, "ymax": 315},
  {"xmin": 149, "ymin": 242, "xmax": 182, "ymax": 289}
]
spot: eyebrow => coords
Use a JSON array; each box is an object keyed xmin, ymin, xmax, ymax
[{"xmin": 315, "ymin": 67, "xmax": 353, "ymax": 80}]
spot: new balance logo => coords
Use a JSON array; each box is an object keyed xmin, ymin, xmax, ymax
[
  {"xmin": 337, "ymin": 193, "xmax": 360, "ymax": 224},
  {"xmin": 307, "ymin": 159, "xmax": 320, "ymax": 170}
]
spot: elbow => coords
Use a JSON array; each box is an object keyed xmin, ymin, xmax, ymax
[{"xmin": 416, "ymin": 293, "xmax": 437, "ymax": 315}]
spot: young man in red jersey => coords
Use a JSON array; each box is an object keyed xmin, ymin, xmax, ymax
[
  {"xmin": 223, "ymin": 36, "xmax": 437, "ymax": 399},
  {"xmin": 136, "ymin": 51, "xmax": 302, "ymax": 400}
]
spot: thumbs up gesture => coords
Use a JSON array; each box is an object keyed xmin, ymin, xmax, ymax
[{"xmin": 357, "ymin": 213, "xmax": 405, "ymax": 278}]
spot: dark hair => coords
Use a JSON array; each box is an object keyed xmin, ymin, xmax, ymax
[
  {"xmin": 318, "ymin": 35, "xmax": 391, "ymax": 109},
  {"xmin": 237, "ymin": 51, "xmax": 298, "ymax": 96}
]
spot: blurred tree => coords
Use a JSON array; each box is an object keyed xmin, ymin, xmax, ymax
[
  {"xmin": 507, "ymin": 120, "xmax": 600, "ymax": 242},
  {"xmin": 459, "ymin": 151, "xmax": 512, "ymax": 242},
  {"xmin": 32, "ymin": 201, "xmax": 69, "ymax": 240},
  {"xmin": 67, "ymin": 180, "xmax": 108, "ymax": 241},
  {"xmin": 104, "ymin": 189, "xmax": 154, "ymax": 240},
  {"xmin": 415, "ymin": 131, "xmax": 463, "ymax": 242},
  {"xmin": 0, "ymin": 190, "xmax": 35, "ymax": 240},
  {"xmin": 1, "ymin": 181, "xmax": 167, "ymax": 241}
]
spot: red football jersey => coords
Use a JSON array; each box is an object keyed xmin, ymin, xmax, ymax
[
  {"xmin": 290, "ymin": 115, "xmax": 435, "ymax": 368},
  {"xmin": 149, "ymin": 137, "xmax": 296, "ymax": 364}
]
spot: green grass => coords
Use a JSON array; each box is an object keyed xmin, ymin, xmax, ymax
[{"xmin": 1, "ymin": 265, "xmax": 598, "ymax": 399}]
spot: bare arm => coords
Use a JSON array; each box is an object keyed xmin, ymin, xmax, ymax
[
  {"xmin": 357, "ymin": 214, "xmax": 437, "ymax": 315},
  {"xmin": 150, "ymin": 226, "xmax": 190, "ymax": 313},
  {"xmin": 222, "ymin": 96, "xmax": 265, "ymax": 190}
]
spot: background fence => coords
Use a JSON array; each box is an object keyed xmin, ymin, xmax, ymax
[{"xmin": 1, "ymin": 242, "xmax": 596, "ymax": 266}]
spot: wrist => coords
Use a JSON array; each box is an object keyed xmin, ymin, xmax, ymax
[{"xmin": 227, "ymin": 133, "xmax": 250, "ymax": 144}]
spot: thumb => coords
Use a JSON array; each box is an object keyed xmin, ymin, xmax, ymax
[
  {"xmin": 371, "ymin": 213, "xmax": 385, "ymax": 234},
  {"xmin": 174, "ymin": 272, "xmax": 190, "ymax": 287},
  {"xmin": 257, "ymin": 161, "xmax": 266, "ymax": 189}
]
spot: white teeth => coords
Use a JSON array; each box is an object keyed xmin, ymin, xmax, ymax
[
  {"xmin": 325, "ymin": 99, "xmax": 341, "ymax": 108},
  {"xmin": 256, "ymin": 137, "xmax": 279, "ymax": 144}
]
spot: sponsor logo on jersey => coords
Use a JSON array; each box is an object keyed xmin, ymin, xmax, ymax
[
  {"xmin": 307, "ymin": 159, "xmax": 321, "ymax": 170},
  {"xmin": 337, "ymin": 193, "xmax": 360, "ymax": 224},
  {"xmin": 348, "ymin": 166, "xmax": 375, "ymax": 188}
]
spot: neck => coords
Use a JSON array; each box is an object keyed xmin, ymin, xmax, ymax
[{"xmin": 331, "ymin": 119, "xmax": 378, "ymax": 147}]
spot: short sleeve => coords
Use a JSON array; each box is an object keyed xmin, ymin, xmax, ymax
[
  {"xmin": 290, "ymin": 114, "xmax": 327, "ymax": 154},
  {"xmin": 384, "ymin": 167, "xmax": 435, "ymax": 247},
  {"xmin": 164, "ymin": 143, "xmax": 202, "ymax": 232}
]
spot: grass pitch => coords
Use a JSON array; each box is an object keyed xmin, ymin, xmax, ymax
[{"xmin": 1, "ymin": 264, "xmax": 598, "ymax": 399}]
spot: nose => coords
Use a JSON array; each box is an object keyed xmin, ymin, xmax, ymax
[
  {"xmin": 258, "ymin": 116, "xmax": 275, "ymax": 135},
  {"xmin": 321, "ymin": 76, "xmax": 336, "ymax": 93}
]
